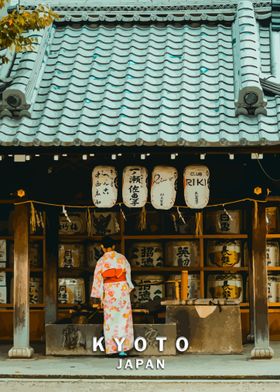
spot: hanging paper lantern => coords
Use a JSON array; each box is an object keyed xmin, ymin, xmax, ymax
[
  {"xmin": 122, "ymin": 166, "xmax": 148, "ymax": 208},
  {"xmin": 184, "ymin": 165, "xmax": 210, "ymax": 209},
  {"xmin": 151, "ymin": 166, "xmax": 178, "ymax": 210},
  {"xmin": 92, "ymin": 166, "xmax": 118, "ymax": 208}
]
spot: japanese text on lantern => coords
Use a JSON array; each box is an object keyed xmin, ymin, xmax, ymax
[
  {"xmin": 122, "ymin": 166, "xmax": 148, "ymax": 208},
  {"xmin": 92, "ymin": 166, "xmax": 118, "ymax": 208}
]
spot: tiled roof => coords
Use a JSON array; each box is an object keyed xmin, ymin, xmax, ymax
[
  {"xmin": 0, "ymin": 0, "xmax": 280, "ymax": 147},
  {"xmin": 272, "ymin": 0, "xmax": 280, "ymax": 30},
  {"xmin": 15, "ymin": 0, "xmax": 272, "ymax": 23}
]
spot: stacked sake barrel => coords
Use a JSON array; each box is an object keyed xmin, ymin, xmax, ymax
[
  {"xmin": 266, "ymin": 241, "xmax": 280, "ymax": 303},
  {"xmin": 129, "ymin": 241, "xmax": 200, "ymax": 304},
  {"xmin": 129, "ymin": 242, "xmax": 165, "ymax": 304},
  {"xmin": 205, "ymin": 209, "xmax": 244, "ymax": 302},
  {"xmin": 266, "ymin": 207, "xmax": 280, "ymax": 303},
  {"xmin": 58, "ymin": 278, "xmax": 86, "ymax": 305}
]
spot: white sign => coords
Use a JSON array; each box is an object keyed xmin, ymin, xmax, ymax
[
  {"xmin": 184, "ymin": 165, "xmax": 210, "ymax": 209},
  {"xmin": 122, "ymin": 166, "xmax": 148, "ymax": 208},
  {"xmin": 151, "ymin": 166, "xmax": 177, "ymax": 210},
  {"xmin": 92, "ymin": 166, "xmax": 118, "ymax": 208}
]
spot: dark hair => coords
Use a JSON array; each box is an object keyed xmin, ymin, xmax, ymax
[{"xmin": 101, "ymin": 236, "xmax": 116, "ymax": 249}]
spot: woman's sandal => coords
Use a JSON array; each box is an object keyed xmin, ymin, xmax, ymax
[{"xmin": 118, "ymin": 351, "xmax": 128, "ymax": 357}]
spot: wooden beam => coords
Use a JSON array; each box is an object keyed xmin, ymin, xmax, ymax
[
  {"xmin": 45, "ymin": 207, "xmax": 59, "ymax": 324},
  {"xmin": 8, "ymin": 204, "xmax": 34, "ymax": 358},
  {"xmin": 251, "ymin": 202, "xmax": 273, "ymax": 359}
]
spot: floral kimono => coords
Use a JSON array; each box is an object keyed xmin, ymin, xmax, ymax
[{"xmin": 91, "ymin": 251, "xmax": 134, "ymax": 354}]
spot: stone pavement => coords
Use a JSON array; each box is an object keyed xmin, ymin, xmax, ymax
[{"xmin": 0, "ymin": 343, "xmax": 279, "ymax": 391}]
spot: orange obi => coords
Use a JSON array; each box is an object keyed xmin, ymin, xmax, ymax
[{"xmin": 102, "ymin": 268, "xmax": 126, "ymax": 284}]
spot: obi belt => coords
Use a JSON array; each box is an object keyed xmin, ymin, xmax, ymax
[{"xmin": 102, "ymin": 268, "xmax": 126, "ymax": 284}]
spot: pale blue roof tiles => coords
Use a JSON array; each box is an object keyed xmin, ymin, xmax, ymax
[{"xmin": 0, "ymin": 21, "xmax": 280, "ymax": 146}]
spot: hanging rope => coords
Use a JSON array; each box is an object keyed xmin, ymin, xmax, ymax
[
  {"xmin": 138, "ymin": 205, "xmax": 147, "ymax": 231},
  {"xmin": 177, "ymin": 207, "xmax": 186, "ymax": 224},
  {"xmin": 14, "ymin": 197, "xmax": 268, "ymax": 209},
  {"xmin": 195, "ymin": 212, "xmax": 202, "ymax": 236},
  {"xmin": 86, "ymin": 207, "xmax": 93, "ymax": 237},
  {"xmin": 30, "ymin": 202, "xmax": 37, "ymax": 233}
]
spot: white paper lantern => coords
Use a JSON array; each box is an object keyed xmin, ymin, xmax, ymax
[
  {"xmin": 151, "ymin": 166, "xmax": 177, "ymax": 210},
  {"xmin": 92, "ymin": 166, "xmax": 118, "ymax": 208},
  {"xmin": 184, "ymin": 165, "xmax": 210, "ymax": 209},
  {"xmin": 122, "ymin": 166, "xmax": 148, "ymax": 208}
]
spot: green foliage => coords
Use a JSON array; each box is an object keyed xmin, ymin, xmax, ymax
[{"xmin": 0, "ymin": 0, "xmax": 58, "ymax": 63}]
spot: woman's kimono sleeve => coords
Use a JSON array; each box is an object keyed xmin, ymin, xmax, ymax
[
  {"xmin": 91, "ymin": 259, "xmax": 104, "ymax": 299},
  {"xmin": 124, "ymin": 257, "xmax": 134, "ymax": 293}
]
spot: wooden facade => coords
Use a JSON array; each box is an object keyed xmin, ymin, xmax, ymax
[{"xmin": 0, "ymin": 150, "xmax": 279, "ymax": 359}]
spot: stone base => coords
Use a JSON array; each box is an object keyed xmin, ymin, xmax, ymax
[
  {"xmin": 45, "ymin": 323, "xmax": 177, "ymax": 356},
  {"xmin": 8, "ymin": 346, "xmax": 34, "ymax": 358},
  {"xmin": 251, "ymin": 346, "xmax": 274, "ymax": 359},
  {"xmin": 166, "ymin": 303, "xmax": 243, "ymax": 354}
]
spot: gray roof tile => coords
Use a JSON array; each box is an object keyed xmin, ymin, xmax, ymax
[{"xmin": 0, "ymin": 18, "xmax": 280, "ymax": 146}]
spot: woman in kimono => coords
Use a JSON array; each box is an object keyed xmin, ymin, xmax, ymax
[{"xmin": 91, "ymin": 236, "xmax": 134, "ymax": 356}]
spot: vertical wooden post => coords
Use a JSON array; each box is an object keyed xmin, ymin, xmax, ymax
[
  {"xmin": 247, "ymin": 206, "xmax": 255, "ymax": 342},
  {"xmin": 8, "ymin": 204, "xmax": 34, "ymax": 358},
  {"xmin": 119, "ymin": 208, "xmax": 125, "ymax": 255},
  {"xmin": 251, "ymin": 202, "xmax": 273, "ymax": 359},
  {"xmin": 45, "ymin": 207, "xmax": 58, "ymax": 324},
  {"xmin": 181, "ymin": 270, "xmax": 188, "ymax": 301},
  {"xmin": 197, "ymin": 211, "xmax": 205, "ymax": 299}
]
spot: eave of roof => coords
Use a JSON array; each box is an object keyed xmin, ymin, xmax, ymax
[{"xmin": 10, "ymin": 0, "xmax": 272, "ymax": 23}]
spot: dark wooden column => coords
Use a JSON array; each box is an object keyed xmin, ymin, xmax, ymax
[
  {"xmin": 247, "ymin": 206, "xmax": 255, "ymax": 342},
  {"xmin": 251, "ymin": 202, "xmax": 273, "ymax": 359},
  {"xmin": 8, "ymin": 204, "xmax": 34, "ymax": 358},
  {"xmin": 45, "ymin": 207, "xmax": 59, "ymax": 324}
]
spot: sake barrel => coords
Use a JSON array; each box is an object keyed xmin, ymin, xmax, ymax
[
  {"xmin": 266, "ymin": 242, "xmax": 279, "ymax": 267},
  {"xmin": 132, "ymin": 275, "xmax": 164, "ymax": 304},
  {"xmin": 58, "ymin": 278, "xmax": 86, "ymax": 304},
  {"xmin": 87, "ymin": 243, "xmax": 103, "ymax": 269},
  {"xmin": 59, "ymin": 212, "xmax": 86, "ymax": 235},
  {"xmin": 165, "ymin": 241, "xmax": 199, "ymax": 267},
  {"xmin": 207, "ymin": 240, "xmax": 241, "ymax": 267},
  {"xmin": 91, "ymin": 212, "xmax": 120, "ymax": 235},
  {"xmin": 266, "ymin": 207, "xmax": 278, "ymax": 233},
  {"xmin": 277, "ymin": 276, "xmax": 280, "ymax": 302},
  {"xmin": 11, "ymin": 277, "xmax": 43, "ymax": 304},
  {"xmin": 267, "ymin": 274, "xmax": 278, "ymax": 303},
  {"xmin": 29, "ymin": 277, "xmax": 43, "ymax": 304},
  {"xmin": 29, "ymin": 242, "xmax": 41, "ymax": 267},
  {"xmin": 188, "ymin": 274, "xmax": 201, "ymax": 299},
  {"xmin": 245, "ymin": 276, "xmax": 249, "ymax": 303},
  {"xmin": 0, "ymin": 239, "xmax": 6, "ymax": 264},
  {"xmin": 58, "ymin": 244, "xmax": 84, "ymax": 268},
  {"xmin": 10, "ymin": 242, "xmax": 41, "ymax": 268},
  {"xmin": 165, "ymin": 274, "xmax": 200, "ymax": 300},
  {"xmin": 129, "ymin": 242, "xmax": 163, "ymax": 267},
  {"xmin": 165, "ymin": 274, "xmax": 181, "ymax": 300},
  {"xmin": 205, "ymin": 210, "xmax": 241, "ymax": 234},
  {"xmin": 207, "ymin": 273, "xmax": 243, "ymax": 301}
]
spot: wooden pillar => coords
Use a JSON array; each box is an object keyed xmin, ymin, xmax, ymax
[
  {"xmin": 8, "ymin": 204, "xmax": 34, "ymax": 358},
  {"xmin": 251, "ymin": 202, "xmax": 273, "ymax": 359},
  {"xmin": 247, "ymin": 207, "xmax": 255, "ymax": 342},
  {"xmin": 45, "ymin": 207, "xmax": 59, "ymax": 324}
]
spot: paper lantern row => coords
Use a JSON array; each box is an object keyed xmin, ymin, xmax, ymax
[{"xmin": 92, "ymin": 165, "xmax": 210, "ymax": 210}]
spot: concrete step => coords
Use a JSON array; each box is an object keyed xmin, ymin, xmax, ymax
[{"xmin": 0, "ymin": 379, "xmax": 280, "ymax": 392}]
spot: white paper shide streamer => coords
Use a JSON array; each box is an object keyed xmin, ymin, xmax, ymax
[
  {"xmin": 122, "ymin": 166, "xmax": 148, "ymax": 208},
  {"xmin": 151, "ymin": 166, "xmax": 178, "ymax": 210},
  {"xmin": 92, "ymin": 166, "xmax": 118, "ymax": 208},
  {"xmin": 184, "ymin": 165, "xmax": 210, "ymax": 209}
]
